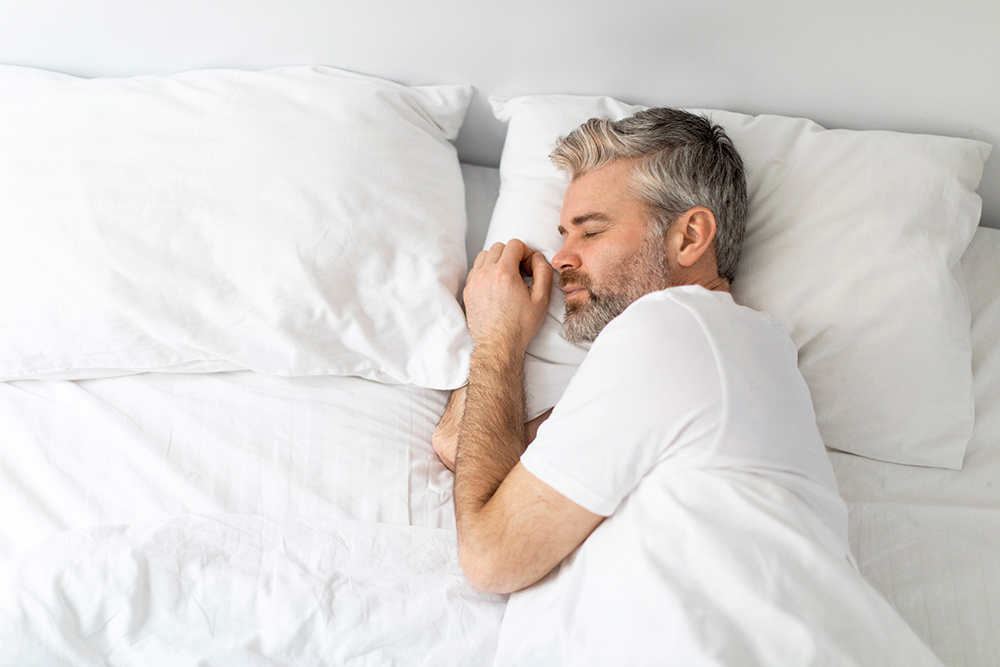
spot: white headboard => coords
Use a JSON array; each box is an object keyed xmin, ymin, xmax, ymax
[{"xmin": 1, "ymin": 0, "xmax": 996, "ymax": 228}]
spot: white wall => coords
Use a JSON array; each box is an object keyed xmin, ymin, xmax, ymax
[{"xmin": 1, "ymin": 0, "xmax": 997, "ymax": 227}]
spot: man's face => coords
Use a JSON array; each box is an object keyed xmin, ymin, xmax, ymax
[{"xmin": 553, "ymin": 160, "xmax": 672, "ymax": 344}]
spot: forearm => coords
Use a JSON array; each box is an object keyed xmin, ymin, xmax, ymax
[
  {"xmin": 455, "ymin": 344, "xmax": 540, "ymax": 592},
  {"xmin": 435, "ymin": 384, "xmax": 551, "ymax": 472},
  {"xmin": 452, "ymin": 239, "xmax": 557, "ymax": 592},
  {"xmin": 454, "ymin": 347, "xmax": 527, "ymax": 511},
  {"xmin": 452, "ymin": 351, "xmax": 595, "ymax": 593}
]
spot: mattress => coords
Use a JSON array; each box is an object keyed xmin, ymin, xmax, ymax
[{"xmin": 0, "ymin": 164, "xmax": 997, "ymax": 665}]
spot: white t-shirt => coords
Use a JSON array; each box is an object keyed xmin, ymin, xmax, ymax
[
  {"xmin": 494, "ymin": 287, "xmax": 942, "ymax": 667},
  {"xmin": 522, "ymin": 286, "xmax": 847, "ymax": 535}
]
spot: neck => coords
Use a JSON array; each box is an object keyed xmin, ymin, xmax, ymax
[
  {"xmin": 700, "ymin": 275, "xmax": 730, "ymax": 292},
  {"xmin": 670, "ymin": 263, "xmax": 730, "ymax": 293}
]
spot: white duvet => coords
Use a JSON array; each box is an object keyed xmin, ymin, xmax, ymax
[
  {"xmin": 1, "ymin": 472, "xmax": 944, "ymax": 666},
  {"xmin": 496, "ymin": 470, "xmax": 943, "ymax": 666},
  {"xmin": 0, "ymin": 514, "xmax": 505, "ymax": 666}
]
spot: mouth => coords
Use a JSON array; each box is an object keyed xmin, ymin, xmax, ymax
[
  {"xmin": 561, "ymin": 285, "xmax": 587, "ymax": 300},
  {"xmin": 558, "ymin": 269, "xmax": 593, "ymax": 303}
]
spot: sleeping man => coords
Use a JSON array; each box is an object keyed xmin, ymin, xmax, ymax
[{"xmin": 432, "ymin": 109, "xmax": 942, "ymax": 666}]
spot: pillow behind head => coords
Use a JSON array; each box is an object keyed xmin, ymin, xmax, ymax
[
  {"xmin": 487, "ymin": 94, "xmax": 991, "ymax": 469},
  {"xmin": 0, "ymin": 65, "xmax": 474, "ymax": 389}
]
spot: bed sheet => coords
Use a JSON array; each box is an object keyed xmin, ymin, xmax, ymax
[
  {"xmin": 0, "ymin": 372, "xmax": 457, "ymax": 563},
  {"xmin": 0, "ymin": 514, "xmax": 505, "ymax": 666},
  {"xmin": 828, "ymin": 226, "xmax": 1000, "ymax": 667},
  {"xmin": 461, "ymin": 163, "xmax": 500, "ymax": 272},
  {"xmin": 0, "ymin": 360, "xmax": 475, "ymax": 664}
]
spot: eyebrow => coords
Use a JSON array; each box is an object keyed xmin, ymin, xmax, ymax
[{"xmin": 557, "ymin": 212, "xmax": 612, "ymax": 235}]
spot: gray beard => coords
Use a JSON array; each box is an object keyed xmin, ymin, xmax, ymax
[
  {"xmin": 560, "ymin": 288, "xmax": 639, "ymax": 344},
  {"xmin": 560, "ymin": 236, "xmax": 671, "ymax": 345}
]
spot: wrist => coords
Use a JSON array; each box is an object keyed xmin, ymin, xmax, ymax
[{"xmin": 470, "ymin": 337, "xmax": 527, "ymax": 371}]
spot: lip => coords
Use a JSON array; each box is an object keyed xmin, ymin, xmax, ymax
[{"xmin": 562, "ymin": 286, "xmax": 587, "ymax": 299}]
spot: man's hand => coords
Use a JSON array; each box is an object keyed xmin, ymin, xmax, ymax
[
  {"xmin": 433, "ymin": 386, "xmax": 465, "ymax": 471},
  {"xmin": 464, "ymin": 240, "xmax": 553, "ymax": 355},
  {"xmin": 434, "ymin": 240, "xmax": 551, "ymax": 472}
]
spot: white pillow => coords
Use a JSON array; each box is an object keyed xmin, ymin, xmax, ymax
[
  {"xmin": 0, "ymin": 65, "xmax": 473, "ymax": 389},
  {"xmin": 488, "ymin": 94, "xmax": 991, "ymax": 469}
]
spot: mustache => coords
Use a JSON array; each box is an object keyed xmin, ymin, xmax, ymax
[{"xmin": 558, "ymin": 269, "xmax": 593, "ymax": 292}]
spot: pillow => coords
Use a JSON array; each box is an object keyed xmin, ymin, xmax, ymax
[
  {"xmin": 0, "ymin": 65, "xmax": 473, "ymax": 389},
  {"xmin": 487, "ymin": 94, "xmax": 991, "ymax": 469}
]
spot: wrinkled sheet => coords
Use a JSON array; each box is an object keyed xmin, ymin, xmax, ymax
[
  {"xmin": 0, "ymin": 372, "xmax": 456, "ymax": 562},
  {"xmin": 0, "ymin": 514, "xmax": 505, "ymax": 666}
]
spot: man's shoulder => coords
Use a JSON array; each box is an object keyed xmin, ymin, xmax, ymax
[
  {"xmin": 578, "ymin": 288, "xmax": 725, "ymax": 379},
  {"xmin": 624, "ymin": 285, "xmax": 770, "ymax": 323},
  {"xmin": 598, "ymin": 285, "xmax": 774, "ymax": 346},
  {"xmin": 583, "ymin": 285, "xmax": 793, "ymax": 383}
]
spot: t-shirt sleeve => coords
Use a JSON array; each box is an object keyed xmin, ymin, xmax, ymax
[{"xmin": 519, "ymin": 292, "xmax": 724, "ymax": 516}]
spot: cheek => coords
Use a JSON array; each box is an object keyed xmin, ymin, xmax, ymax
[{"xmin": 585, "ymin": 249, "xmax": 626, "ymax": 286}]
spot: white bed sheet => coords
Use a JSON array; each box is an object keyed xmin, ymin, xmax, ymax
[
  {"xmin": 0, "ymin": 514, "xmax": 505, "ymax": 666},
  {"xmin": 0, "ymin": 372, "xmax": 457, "ymax": 562},
  {"xmin": 461, "ymin": 163, "xmax": 501, "ymax": 273},
  {"xmin": 0, "ymin": 330, "xmax": 474, "ymax": 665}
]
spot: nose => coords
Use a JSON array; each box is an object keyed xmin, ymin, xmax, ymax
[{"xmin": 551, "ymin": 243, "xmax": 580, "ymax": 272}]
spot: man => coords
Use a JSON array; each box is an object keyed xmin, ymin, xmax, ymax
[{"xmin": 432, "ymin": 109, "xmax": 939, "ymax": 665}]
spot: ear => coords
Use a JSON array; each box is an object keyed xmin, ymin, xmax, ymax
[{"xmin": 667, "ymin": 207, "xmax": 717, "ymax": 269}]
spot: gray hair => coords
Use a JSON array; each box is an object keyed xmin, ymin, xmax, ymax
[{"xmin": 550, "ymin": 108, "xmax": 748, "ymax": 283}]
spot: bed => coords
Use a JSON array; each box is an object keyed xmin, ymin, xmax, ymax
[{"xmin": 0, "ymin": 2, "xmax": 998, "ymax": 665}]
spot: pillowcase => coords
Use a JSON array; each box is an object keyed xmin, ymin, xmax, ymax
[
  {"xmin": 487, "ymin": 94, "xmax": 991, "ymax": 469},
  {"xmin": 0, "ymin": 65, "xmax": 473, "ymax": 389}
]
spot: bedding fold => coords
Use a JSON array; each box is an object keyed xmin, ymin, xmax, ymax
[{"xmin": 0, "ymin": 514, "xmax": 506, "ymax": 666}]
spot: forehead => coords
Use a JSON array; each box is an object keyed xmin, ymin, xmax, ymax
[
  {"xmin": 563, "ymin": 160, "xmax": 635, "ymax": 208},
  {"xmin": 559, "ymin": 160, "xmax": 652, "ymax": 230}
]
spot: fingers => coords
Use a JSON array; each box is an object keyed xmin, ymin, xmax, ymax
[
  {"xmin": 474, "ymin": 241, "xmax": 505, "ymax": 270},
  {"xmin": 464, "ymin": 239, "xmax": 553, "ymax": 351},
  {"xmin": 512, "ymin": 239, "xmax": 535, "ymax": 264},
  {"xmin": 496, "ymin": 239, "xmax": 529, "ymax": 270},
  {"xmin": 529, "ymin": 252, "xmax": 554, "ymax": 304},
  {"xmin": 488, "ymin": 242, "xmax": 506, "ymax": 263},
  {"xmin": 475, "ymin": 240, "xmax": 551, "ymax": 294}
]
